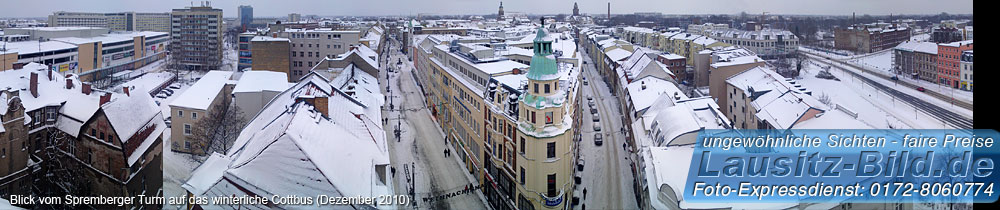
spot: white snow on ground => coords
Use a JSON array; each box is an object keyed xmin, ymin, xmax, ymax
[
  {"xmin": 797, "ymin": 61, "xmax": 908, "ymax": 129},
  {"xmin": 848, "ymin": 50, "xmax": 893, "ymax": 72},
  {"xmin": 911, "ymin": 33, "xmax": 931, "ymax": 42},
  {"xmin": 799, "ymin": 59, "xmax": 961, "ymax": 129}
]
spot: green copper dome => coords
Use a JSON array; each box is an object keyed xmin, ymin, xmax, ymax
[{"xmin": 526, "ymin": 27, "xmax": 559, "ymax": 81}]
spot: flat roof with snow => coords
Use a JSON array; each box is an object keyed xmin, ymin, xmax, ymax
[{"xmin": 170, "ymin": 71, "xmax": 233, "ymax": 110}]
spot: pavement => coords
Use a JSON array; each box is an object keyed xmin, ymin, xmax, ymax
[{"xmin": 381, "ymin": 39, "xmax": 490, "ymax": 210}]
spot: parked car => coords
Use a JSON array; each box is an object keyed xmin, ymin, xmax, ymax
[
  {"xmin": 592, "ymin": 112, "xmax": 599, "ymax": 122},
  {"xmin": 169, "ymin": 84, "xmax": 181, "ymax": 89},
  {"xmin": 917, "ymin": 87, "xmax": 926, "ymax": 92},
  {"xmin": 583, "ymin": 60, "xmax": 588, "ymax": 64},
  {"xmin": 891, "ymin": 76, "xmax": 899, "ymax": 81},
  {"xmin": 590, "ymin": 107, "xmax": 598, "ymax": 114},
  {"xmin": 588, "ymin": 100, "xmax": 595, "ymax": 107},
  {"xmin": 583, "ymin": 80, "xmax": 588, "ymax": 86},
  {"xmin": 155, "ymin": 93, "xmax": 167, "ymax": 99},
  {"xmin": 577, "ymin": 158, "xmax": 585, "ymax": 171},
  {"xmin": 163, "ymin": 89, "xmax": 174, "ymax": 94},
  {"xmin": 593, "ymin": 122, "xmax": 601, "ymax": 131},
  {"xmin": 594, "ymin": 133, "xmax": 603, "ymax": 146}
]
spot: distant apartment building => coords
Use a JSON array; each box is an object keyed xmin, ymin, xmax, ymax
[
  {"xmin": 237, "ymin": 5, "xmax": 253, "ymax": 31},
  {"xmin": 893, "ymin": 41, "xmax": 938, "ymax": 81},
  {"xmin": 170, "ymin": 5, "xmax": 223, "ymax": 71},
  {"xmin": 707, "ymin": 28, "xmax": 799, "ymax": 59},
  {"xmin": 834, "ymin": 24, "xmax": 911, "ymax": 53},
  {"xmin": 48, "ymin": 11, "xmax": 171, "ymax": 32},
  {"xmin": 249, "ymin": 36, "xmax": 292, "ymax": 81},
  {"xmin": 960, "ymin": 50, "xmax": 973, "ymax": 91},
  {"xmin": 936, "ymin": 40, "xmax": 972, "ymax": 89},
  {"xmin": 276, "ymin": 28, "xmax": 360, "ymax": 80},
  {"xmin": 288, "ymin": 13, "xmax": 302, "ymax": 22},
  {"xmin": 687, "ymin": 23, "xmax": 729, "ymax": 35}
]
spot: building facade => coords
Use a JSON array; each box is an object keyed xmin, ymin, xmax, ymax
[
  {"xmin": 834, "ymin": 25, "xmax": 911, "ymax": 54},
  {"xmin": 277, "ymin": 28, "xmax": 361, "ymax": 80},
  {"xmin": 170, "ymin": 5, "xmax": 223, "ymax": 71},
  {"xmin": 959, "ymin": 50, "xmax": 973, "ymax": 91},
  {"xmin": 707, "ymin": 28, "xmax": 798, "ymax": 59},
  {"xmin": 936, "ymin": 40, "xmax": 972, "ymax": 88},
  {"xmin": 893, "ymin": 41, "xmax": 937, "ymax": 81},
  {"xmin": 250, "ymin": 36, "xmax": 293, "ymax": 81}
]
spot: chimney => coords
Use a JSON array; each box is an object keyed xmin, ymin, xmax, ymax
[
  {"xmin": 640, "ymin": 81, "xmax": 646, "ymax": 90},
  {"xmin": 122, "ymin": 86, "xmax": 130, "ymax": 97},
  {"xmin": 82, "ymin": 82, "xmax": 92, "ymax": 95},
  {"xmin": 99, "ymin": 93, "xmax": 111, "ymax": 106},
  {"xmin": 65, "ymin": 78, "xmax": 73, "ymax": 89},
  {"xmin": 674, "ymin": 92, "xmax": 680, "ymax": 100},
  {"xmin": 314, "ymin": 96, "xmax": 329, "ymax": 117},
  {"xmin": 29, "ymin": 72, "xmax": 38, "ymax": 98},
  {"xmin": 272, "ymin": 33, "xmax": 277, "ymax": 38},
  {"xmin": 47, "ymin": 69, "xmax": 52, "ymax": 81}
]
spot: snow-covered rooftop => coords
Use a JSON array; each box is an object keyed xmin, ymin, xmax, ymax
[
  {"xmin": 169, "ymin": 71, "xmax": 233, "ymax": 110},
  {"xmin": 727, "ymin": 66, "xmax": 829, "ymax": 130},
  {"xmin": 0, "ymin": 40, "xmax": 77, "ymax": 55},
  {"xmin": 709, "ymin": 46, "xmax": 762, "ymax": 68},
  {"xmin": 250, "ymin": 36, "xmax": 289, "ymax": 42},
  {"xmin": 940, "ymin": 40, "xmax": 973, "ymax": 47},
  {"xmin": 626, "ymin": 76, "xmax": 685, "ymax": 114},
  {"xmin": 233, "ymin": 71, "xmax": 291, "ymax": 93},
  {"xmin": 894, "ymin": 41, "xmax": 938, "ymax": 54},
  {"xmin": 102, "ymin": 86, "xmax": 166, "ymax": 165},
  {"xmin": 188, "ymin": 72, "xmax": 391, "ymax": 208}
]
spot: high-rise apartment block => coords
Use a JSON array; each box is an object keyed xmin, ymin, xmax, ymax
[
  {"xmin": 48, "ymin": 11, "xmax": 171, "ymax": 32},
  {"xmin": 170, "ymin": 4, "xmax": 223, "ymax": 71}
]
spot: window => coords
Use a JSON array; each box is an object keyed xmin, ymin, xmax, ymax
[
  {"xmin": 192, "ymin": 112, "xmax": 198, "ymax": 120},
  {"xmin": 520, "ymin": 167, "xmax": 526, "ymax": 184},
  {"xmin": 530, "ymin": 111, "xmax": 536, "ymax": 124},
  {"xmin": 547, "ymin": 142, "xmax": 556, "ymax": 158},
  {"xmin": 184, "ymin": 124, "xmax": 192, "ymax": 135},
  {"xmin": 547, "ymin": 174, "xmax": 557, "ymax": 197},
  {"xmin": 545, "ymin": 112, "xmax": 553, "ymax": 124},
  {"xmin": 520, "ymin": 137, "xmax": 525, "ymax": 153},
  {"xmin": 533, "ymin": 83, "xmax": 539, "ymax": 94},
  {"xmin": 544, "ymin": 84, "xmax": 550, "ymax": 93},
  {"xmin": 178, "ymin": 110, "xmax": 184, "ymax": 117},
  {"xmin": 185, "ymin": 141, "xmax": 190, "ymax": 149}
]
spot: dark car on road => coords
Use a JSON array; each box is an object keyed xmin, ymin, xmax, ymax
[{"xmin": 917, "ymin": 87, "xmax": 926, "ymax": 92}]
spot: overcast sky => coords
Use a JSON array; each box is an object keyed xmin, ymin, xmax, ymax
[{"xmin": 0, "ymin": 0, "xmax": 973, "ymax": 18}]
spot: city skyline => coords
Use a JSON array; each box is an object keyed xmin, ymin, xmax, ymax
[{"xmin": 0, "ymin": 0, "xmax": 974, "ymax": 18}]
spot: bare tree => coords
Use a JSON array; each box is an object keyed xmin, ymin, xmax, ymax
[
  {"xmin": 34, "ymin": 127, "xmax": 93, "ymax": 209},
  {"xmin": 187, "ymin": 96, "xmax": 247, "ymax": 162}
]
